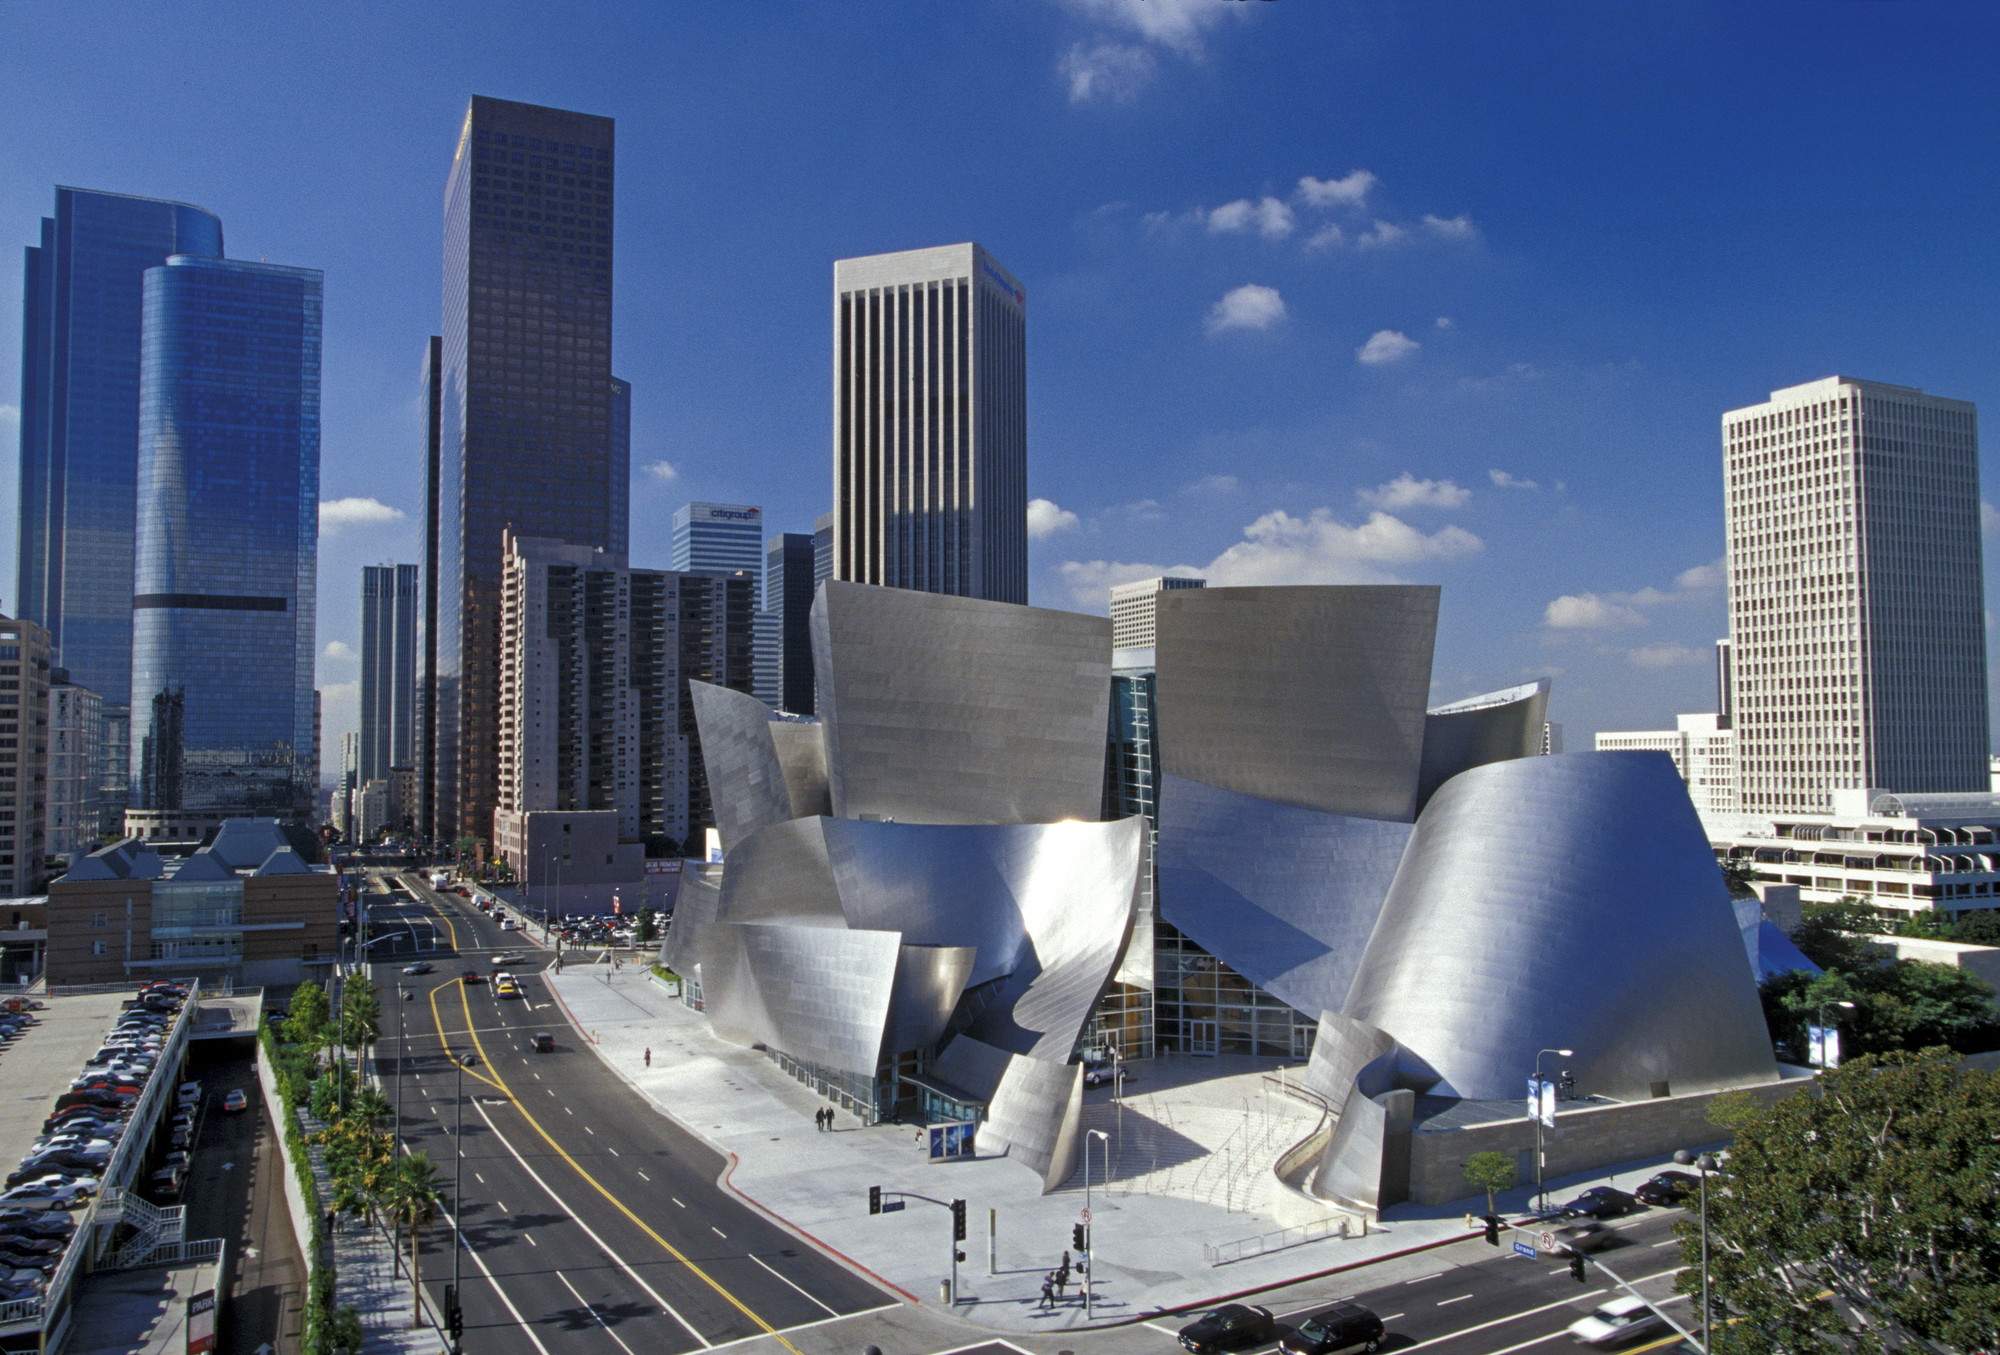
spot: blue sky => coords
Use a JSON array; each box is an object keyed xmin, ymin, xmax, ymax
[{"xmin": 5, "ymin": 0, "xmax": 1999, "ymax": 757}]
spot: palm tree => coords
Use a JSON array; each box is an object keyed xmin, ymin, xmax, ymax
[{"xmin": 380, "ymin": 1152, "xmax": 443, "ymax": 1325}]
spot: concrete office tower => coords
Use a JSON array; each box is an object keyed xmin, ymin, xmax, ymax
[
  {"xmin": 15, "ymin": 188, "xmax": 225, "ymax": 824},
  {"xmin": 766, "ymin": 533, "xmax": 817, "ymax": 714},
  {"xmin": 332, "ymin": 732, "xmax": 358, "ymax": 837},
  {"xmin": 431, "ymin": 96, "xmax": 620, "ymax": 849},
  {"xmin": 1110, "ymin": 576, "xmax": 1206, "ymax": 651},
  {"xmin": 752, "ymin": 610, "xmax": 782, "ymax": 710},
  {"xmin": 1596, "ymin": 715, "xmax": 1737, "ymax": 820},
  {"xmin": 672, "ymin": 502, "xmax": 765, "ymax": 577},
  {"xmin": 0, "ymin": 615, "xmax": 52, "ymax": 893},
  {"xmin": 128, "ymin": 257, "xmax": 320, "ymax": 836},
  {"xmin": 360, "ymin": 565, "xmax": 419, "ymax": 786},
  {"xmin": 832, "ymin": 243, "xmax": 1027, "ymax": 603},
  {"xmin": 1723, "ymin": 377, "xmax": 1988, "ymax": 815},
  {"xmin": 46, "ymin": 669, "xmax": 102, "ymax": 865}
]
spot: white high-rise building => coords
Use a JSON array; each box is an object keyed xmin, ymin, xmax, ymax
[
  {"xmin": 1723, "ymin": 376, "xmax": 1987, "ymax": 816},
  {"xmin": 1110, "ymin": 576, "xmax": 1206, "ymax": 651},
  {"xmin": 832, "ymin": 243, "xmax": 1027, "ymax": 603},
  {"xmin": 1596, "ymin": 714, "xmax": 1737, "ymax": 820}
]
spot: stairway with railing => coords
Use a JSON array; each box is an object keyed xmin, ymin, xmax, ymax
[{"xmin": 97, "ymin": 1186, "xmax": 188, "ymax": 1268}]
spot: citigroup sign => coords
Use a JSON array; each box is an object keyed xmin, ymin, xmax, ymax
[{"xmin": 699, "ymin": 506, "xmax": 761, "ymax": 522}]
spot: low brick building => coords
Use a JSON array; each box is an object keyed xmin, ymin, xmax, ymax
[{"xmin": 47, "ymin": 818, "xmax": 338, "ymax": 987}]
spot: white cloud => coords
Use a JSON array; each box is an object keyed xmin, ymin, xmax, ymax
[
  {"xmin": 1675, "ymin": 558, "xmax": 1725, "ymax": 591},
  {"xmin": 1182, "ymin": 473, "xmax": 1240, "ymax": 497},
  {"xmin": 319, "ymin": 497, "xmax": 405, "ymax": 532},
  {"xmin": 1356, "ymin": 330, "xmax": 1420, "ymax": 366},
  {"xmin": 1422, "ymin": 213, "xmax": 1479, "ymax": 240},
  {"xmin": 1544, "ymin": 593, "xmax": 1647, "ymax": 630},
  {"xmin": 1435, "ymin": 316, "xmax": 1455, "ymax": 329},
  {"xmin": 1296, "ymin": 170, "xmax": 1377, "ymax": 209},
  {"xmin": 1207, "ymin": 196, "xmax": 1295, "ymax": 240},
  {"xmin": 1984, "ymin": 501, "xmax": 2000, "ymax": 536},
  {"xmin": 1060, "ymin": 42, "xmax": 1157, "ymax": 102},
  {"xmin": 1303, "ymin": 223, "xmax": 1346, "ymax": 251},
  {"xmin": 322, "ymin": 640, "xmax": 357, "ymax": 663},
  {"xmin": 1358, "ymin": 473, "xmax": 1470, "ymax": 511},
  {"xmin": 1060, "ymin": 0, "xmax": 1241, "ymax": 56},
  {"xmin": 1626, "ymin": 643, "xmax": 1707, "ymax": 669},
  {"xmin": 644, "ymin": 459, "xmax": 680, "ymax": 483},
  {"xmin": 1057, "ymin": 506, "xmax": 1481, "ymax": 606},
  {"xmin": 1027, "ymin": 498, "xmax": 1081, "ymax": 539},
  {"xmin": 1489, "ymin": 468, "xmax": 1540, "ymax": 491},
  {"xmin": 1354, "ymin": 220, "xmax": 1408, "ymax": 249},
  {"xmin": 1205, "ymin": 284, "xmax": 1286, "ymax": 334}
]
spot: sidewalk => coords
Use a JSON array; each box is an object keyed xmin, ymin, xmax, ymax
[{"xmin": 545, "ymin": 964, "xmax": 1520, "ymax": 1331}]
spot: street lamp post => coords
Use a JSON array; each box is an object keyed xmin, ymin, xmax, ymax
[
  {"xmin": 1083, "ymin": 1128, "xmax": 1108, "ymax": 1319},
  {"xmin": 1533, "ymin": 1047, "xmax": 1573, "ymax": 1215},
  {"xmin": 1674, "ymin": 1148, "xmax": 1720, "ymax": 1352}
]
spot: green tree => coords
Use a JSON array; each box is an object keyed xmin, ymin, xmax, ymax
[
  {"xmin": 1763, "ymin": 959, "xmax": 1998, "ymax": 1059},
  {"xmin": 381, "ymin": 1153, "xmax": 443, "ymax": 1326},
  {"xmin": 1461, "ymin": 1150, "xmax": 1516, "ymax": 1217},
  {"xmin": 1789, "ymin": 899, "xmax": 1889, "ymax": 972},
  {"xmin": 339, "ymin": 973, "xmax": 381, "ymax": 1050},
  {"xmin": 1953, "ymin": 908, "xmax": 2000, "ymax": 947},
  {"xmin": 1719, "ymin": 856, "xmax": 1760, "ymax": 899},
  {"xmin": 285, "ymin": 980, "xmax": 332, "ymax": 1050},
  {"xmin": 634, "ymin": 906, "xmax": 658, "ymax": 946},
  {"xmin": 1677, "ymin": 1048, "xmax": 2000, "ymax": 1353},
  {"xmin": 1895, "ymin": 909, "xmax": 1954, "ymax": 940},
  {"xmin": 452, "ymin": 835, "xmax": 479, "ymax": 867},
  {"xmin": 326, "ymin": 1306, "xmax": 365, "ymax": 1355}
]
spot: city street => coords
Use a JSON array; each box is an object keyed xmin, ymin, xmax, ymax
[
  {"xmin": 364, "ymin": 870, "xmax": 1698, "ymax": 1355},
  {"xmin": 367, "ymin": 873, "xmax": 895, "ymax": 1355}
]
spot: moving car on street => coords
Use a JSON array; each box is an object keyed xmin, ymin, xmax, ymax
[
  {"xmin": 1179, "ymin": 1305, "xmax": 1277, "ymax": 1353},
  {"xmin": 1566, "ymin": 1295, "xmax": 1669, "ymax": 1346},
  {"xmin": 1278, "ymin": 1301, "xmax": 1386, "ymax": 1354},
  {"xmin": 402, "ymin": 961, "xmax": 434, "ymax": 975}
]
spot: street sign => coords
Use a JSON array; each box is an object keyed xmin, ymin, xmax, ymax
[
  {"xmin": 1540, "ymin": 1231, "xmax": 1556, "ymax": 1252},
  {"xmin": 1081, "ymin": 1207, "xmax": 1092, "ymax": 1223},
  {"xmin": 1512, "ymin": 1240, "xmax": 1536, "ymax": 1259}
]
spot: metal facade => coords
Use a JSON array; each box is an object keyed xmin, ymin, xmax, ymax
[{"xmin": 1415, "ymin": 679, "xmax": 1550, "ymax": 810}]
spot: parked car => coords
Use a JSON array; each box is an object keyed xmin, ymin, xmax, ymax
[
  {"xmin": 1559, "ymin": 1187, "xmax": 1639, "ymax": 1220},
  {"xmin": 177, "ymin": 1082, "xmax": 201, "ymax": 1102},
  {"xmin": 0, "ymin": 1251, "xmax": 56, "ymax": 1272},
  {"xmin": 499, "ymin": 918, "xmax": 517, "ymax": 931},
  {"xmin": 222, "ymin": 1090, "xmax": 248, "ymax": 1113},
  {"xmin": 147, "ymin": 1169, "xmax": 184, "ymax": 1199},
  {"xmin": 1082, "ymin": 1061, "xmax": 1132, "ymax": 1088},
  {"xmin": 1633, "ymin": 1171, "xmax": 1699, "ymax": 1208},
  {"xmin": 1566, "ymin": 1295, "xmax": 1669, "ymax": 1347},
  {"xmin": 1178, "ymin": 1305, "xmax": 1277, "ymax": 1354},
  {"xmin": 530, "ymin": 1032, "xmax": 556, "ymax": 1053},
  {"xmin": 0, "ymin": 1184, "xmax": 89, "ymax": 1210},
  {"xmin": 402, "ymin": 961, "xmax": 434, "ymax": 975},
  {"xmin": 1278, "ymin": 1301, "xmax": 1386, "ymax": 1355},
  {"xmin": 0, "ymin": 1212, "xmax": 74, "ymax": 1239},
  {"xmin": 0, "ymin": 1237, "xmax": 63, "ymax": 1256}
]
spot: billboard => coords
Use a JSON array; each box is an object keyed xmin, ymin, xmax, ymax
[
  {"xmin": 1807, "ymin": 1023, "xmax": 1842, "ymax": 1069},
  {"xmin": 1526, "ymin": 1075, "xmax": 1557, "ymax": 1128},
  {"xmin": 187, "ymin": 1289, "xmax": 216, "ymax": 1355},
  {"xmin": 928, "ymin": 1121, "xmax": 977, "ymax": 1162}
]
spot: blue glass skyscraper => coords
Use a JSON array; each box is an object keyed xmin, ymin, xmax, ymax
[
  {"xmin": 129, "ymin": 257, "xmax": 321, "ymax": 827},
  {"xmin": 15, "ymin": 188, "xmax": 224, "ymax": 815}
]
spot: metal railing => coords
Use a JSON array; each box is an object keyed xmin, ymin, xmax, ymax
[{"xmin": 1202, "ymin": 1212, "xmax": 1364, "ymax": 1267}]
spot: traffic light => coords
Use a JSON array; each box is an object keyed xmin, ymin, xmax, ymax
[
  {"xmin": 444, "ymin": 1284, "xmax": 463, "ymax": 1345},
  {"xmin": 1073, "ymin": 1223, "xmax": 1088, "ymax": 1252},
  {"xmin": 951, "ymin": 1199, "xmax": 967, "ymax": 1241},
  {"xmin": 1483, "ymin": 1214, "xmax": 1500, "ymax": 1245},
  {"xmin": 1569, "ymin": 1251, "xmax": 1588, "ymax": 1283},
  {"xmin": 868, "ymin": 1185, "xmax": 881, "ymax": 1216}
]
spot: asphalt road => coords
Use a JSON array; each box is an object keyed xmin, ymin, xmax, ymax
[{"xmin": 367, "ymin": 872, "xmax": 894, "ymax": 1355}]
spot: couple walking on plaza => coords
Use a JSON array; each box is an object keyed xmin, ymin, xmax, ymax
[{"xmin": 814, "ymin": 1106, "xmax": 836, "ymax": 1131}]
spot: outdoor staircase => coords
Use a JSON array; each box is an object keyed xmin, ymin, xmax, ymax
[{"xmin": 98, "ymin": 1187, "xmax": 186, "ymax": 1268}]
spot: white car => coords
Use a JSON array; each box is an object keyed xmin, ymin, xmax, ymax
[
  {"xmin": 0, "ymin": 1185, "xmax": 89, "ymax": 1210},
  {"xmin": 1566, "ymin": 1295, "xmax": 1670, "ymax": 1346}
]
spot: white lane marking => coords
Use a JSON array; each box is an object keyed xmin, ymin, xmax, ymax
[
  {"xmin": 444, "ymin": 1202, "xmax": 555, "ymax": 1355},
  {"xmin": 1380, "ymin": 1313, "xmax": 1404, "ymax": 1322},
  {"xmin": 1405, "ymin": 1273, "xmax": 1443, "ymax": 1285},
  {"xmin": 748, "ymin": 1254, "xmax": 838, "ymax": 1317},
  {"xmin": 1396, "ymin": 1268, "xmax": 1684, "ymax": 1352},
  {"xmin": 1484, "ymin": 1332, "xmax": 1568, "ymax": 1355},
  {"xmin": 1143, "ymin": 1322, "xmax": 1180, "ymax": 1337},
  {"xmin": 585, "ymin": 1125, "xmax": 595, "ymax": 1135},
  {"xmin": 638, "ymin": 1171, "xmax": 651, "ymax": 1182},
  {"xmin": 526, "ymin": 1234, "xmax": 538, "ymax": 1247},
  {"xmin": 557, "ymin": 1272, "xmax": 642, "ymax": 1355},
  {"xmin": 1652, "ymin": 1238, "xmax": 1680, "ymax": 1248},
  {"xmin": 671, "ymin": 1196, "xmax": 683, "ymax": 1206},
  {"xmin": 712, "ymin": 1226, "xmax": 727, "ymax": 1239},
  {"xmin": 565, "ymin": 1106, "xmax": 573, "ymax": 1115},
  {"xmin": 1437, "ymin": 1294, "xmax": 1473, "ymax": 1306},
  {"xmin": 697, "ymin": 1305, "xmax": 900, "ymax": 1354},
  {"xmin": 607, "ymin": 1147, "xmax": 619, "ymax": 1156},
  {"xmin": 475, "ymin": 1173, "xmax": 485, "ymax": 1185},
  {"xmin": 497, "ymin": 1200, "xmax": 508, "ymax": 1213},
  {"xmin": 471, "ymin": 1099, "xmax": 714, "ymax": 1348}
]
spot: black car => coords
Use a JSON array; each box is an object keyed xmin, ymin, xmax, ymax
[
  {"xmin": 1634, "ymin": 1171, "xmax": 1699, "ymax": 1207},
  {"xmin": 530, "ymin": 1032, "xmax": 555, "ymax": 1053},
  {"xmin": 1279, "ymin": 1302, "xmax": 1385, "ymax": 1355},
  {"xmin": 1559, "ymin": 1186, "xmax": 1639, "ymax": 1220},
  {"xmin": 1179, "ymin": 1305, "xmax": 1277, "ymax": 1353}
]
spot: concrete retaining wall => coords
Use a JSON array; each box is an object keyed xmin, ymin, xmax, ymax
[
  {"xmin": 1406, "ymin": 1076, "xmax": 1811, "ymax": 1207},
  {"xmin": 254, "ymin": 1039, "xmax": 320, "ymax": 1269}
]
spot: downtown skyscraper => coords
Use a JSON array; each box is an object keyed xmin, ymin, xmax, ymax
[
  {"xmin": 15, "ymin": 187, "xmax": 225, "ymax": 819},
  {"xmin": 427, "ymin": 96, "xmax": 624, "ymax": 847},
  {"xmin": 359, "ymin": 564, "xmax": 419, "ymax": 786},
  {"xmin": 831, "ymin": 243, "xmax": 1027, "ymax": 604},
  {"xmin": 1722, "ymin": 376, "xmax": 1988, "ymax": 815}
]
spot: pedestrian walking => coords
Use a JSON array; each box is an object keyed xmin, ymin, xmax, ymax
[
  {"xmin": 644, "ymin": 1047, "xmax": 652, "ymax": 1068},
  {"xmin": 1055, "ymin": 1260, "xmax": 1070, "ymax": 1292},
  {"xmin": 1038, "ymin": 1279, "xmax": 1055, "ymax": 1311},
  {"xmin": 814, "ymin": 1108, "xmax": 824, "ymax": 1132}
]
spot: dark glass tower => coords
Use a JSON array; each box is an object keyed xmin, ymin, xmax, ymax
[
  {"xmin": 431, "ymin": 96, "xmax": 619, "ymax": 847},
  {"xmin": 418, "ymin": 336, "xmax": 443, "ymax": 844},
  {"xmin": 360, "ymin": 564, "xmax": 419, "ymax": 785},
  {"xmin": 766, "ymin": 532, "xmax": 817, "ymax": 714},
  {"xmin": 129, "ymin": 257, "xmax": 321, "ymax": 827},
  {"xmin": 15, "ymin": 187, "xmax": 224, "ymax": 819}
]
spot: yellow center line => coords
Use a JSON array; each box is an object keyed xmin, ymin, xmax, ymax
[{"xmin": 405, "ymin": 875, "xmax": 810, "ymax": 1355}]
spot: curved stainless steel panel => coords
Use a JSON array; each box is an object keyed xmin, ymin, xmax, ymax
[
  {"xmin": 1416, "ymin": 679, "xmax": 1549, "ymax": 810},
  {"xmin": 811, "ymin": 581, "xmax": 1112, "ymax": 825},
  {"xmin": 771, "ymin": 721, "xmax": 831, "ymax": 818},
  {"xmin": 1155, "ymin": 586, "xmax": 1439, "ymax": 821},
  {"xmin": 689, "ymin": 680, "xmax": 798, "ymax": 852},
  {"xmin": 1342, "ymin": 752, "xmax": 1779, "ymax": 1101},
  {"xmin": 886, "ymin": 944, "xmax": 979, "ymax": 1055},
  {"xmin": 716, "ymin": 817, "xmax": 845, "ymax": 925},
  {"xmin": 1156, "ymin": 772, "xmax": 1411, "ymax": 1017},
  {"xmin": 732, "ymin": 921, "xmax": 903, "ymax": 1080}
]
